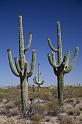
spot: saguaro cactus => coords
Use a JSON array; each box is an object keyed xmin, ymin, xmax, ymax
[
  {"xmin": 33, "ymin": 64, "xmax": 44, "ymax": 92},
  {"xmin": 48, "ymin": 21, "xmax": 79, "ymax": 105},
  {"xmin": 7, "ymin": 16, "xmax": 36, "ymax": 111}
]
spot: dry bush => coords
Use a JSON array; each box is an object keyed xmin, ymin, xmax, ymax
[
  {"xmin": 79, "ymin": 105, "xmax": 82, "ymax": 111},
  {"xmin": 31, "ymin": 114, "xmax": 44, "ymax": 123},
  {"xmin": 64, "ymin": 86, "xmax": 82, "ymax": 99},
  {"xmin": 14, "ymin": 99, "xmax": 21, "ymax": 106},
  {"xmin": 46, "ymin": 99, "xmax": 59, "ymax": 116},
  {"xmin": 59, "ymin": 114, "xmax": 80, "ymax": 124},
  {"xmin": 29, "ymin": 86, "xmax": 57, "ymax": 101},
  {"xmin": 36, "ymin": 103, "xmax": 47, "ymax": 114},
  {"xmin": 0, "ymin": 87, "xmax": 20, "ymax": 102},
  {"xmin": 66, "ymin": 107, "xmax": 80, "ymax": 116},
  {"xmin": 0, "ymin": 113, "xmax": 33, "ymax": 124},
  {"xmin": 5, "ymin": 101, "xmax": 15, "ymax": 109},
  {"xmin": 79, "ymin": 113, "xmax": 82, "ymax": 122},
  {"xmin": 0, "ymin": 94, "xmax": 3, "ymax": 102},
  {"xmin": 63, "ymin": 103, "xmax": 73, "ymax": 112}
]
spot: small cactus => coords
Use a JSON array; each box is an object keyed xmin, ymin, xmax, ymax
[
  {"xmin": 48, "ymin": 21, "xmax": 79, "ymax": 106},
  {"xmin": 33, "ymin": 64, "xmax": 44, "ymax": 92},
  {"xmin": 7, "ymin": 16, "xmax": 36, "ymax": 112}
]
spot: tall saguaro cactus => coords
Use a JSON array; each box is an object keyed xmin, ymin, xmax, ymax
[
  {"xmin": 48, "ymin": 21, "xmax": 79, "ymax": 105},
  {"xmin": 7, "ymin": 16, "xmax": 36, "ymax": 111},
  {"xmin": 33, "ymin": 64, "xmax": 44, "ymax": 92}
]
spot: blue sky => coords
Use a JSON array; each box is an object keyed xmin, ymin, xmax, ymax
[{"xmin": 0, "ymin": 0, "xmax": 81, "ymax": 86}]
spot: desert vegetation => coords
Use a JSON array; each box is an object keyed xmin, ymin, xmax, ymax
[{"xmin": 0, "ymin": 16, "xmax": 80, "ymax": 124}]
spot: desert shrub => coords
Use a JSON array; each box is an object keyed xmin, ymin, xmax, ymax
[
  {"xmin": 79, "ymin": 105, "xmax": 82, "ymax": 111},
  {"xmin": 30, "ymin": 86, "xmax": 57, "ymax": 101},
  {"xmin": 0, "ymin": 108, "xmax": 9, "ymax": 116},
  {"xmin": 0, "ymin": 89, "xmax": 5, "ymax": 102},
  {"xmin": 8, "ymin": 108, "xmax": 19, "ymax": 117},
  {"xmin": 5, "ymin": 101, "xmax": 15, "ymax": 109},
  {"xmin": 31, "ymin": 102, "xmax": 47, "ymax": 116},
  {"xmin": 37, "ymin": 103, "xmax": 47, "ymax": 114},
  {"xmin": 67, "ymin": 109, "xmax": 74, "ymax": 115},
  {"xmin": 67, "ymin": 108, "xmax": 80, "ymax": 116},
  {"xmin": 0, "ymin": 94, "xmax": 3, "ymax": 102},
  {"xmin": 46, "ymin": 99, "xmax": 59, "ymax": 116},
  {"xmin": 64, "ymin": 86, "xmax": 82, "ymax": 99},
  {"xmin": 64, "ymin": 98, "xmax": 76, "ymax": 104},
  {"xmin": 0, "ymin": 87, "xmax": 20, "ymax": 102},
  {"xmin": 31, "ymin": 114, "xmax": 44, "ymax": 123},
  {"xmin": 59, "ymin": 114, "xmax": 77, "ymax": 124},
  {"xmin": 14, "ymin": 99, "xmax": 21, "ymax": 106},
  {"xmin": 79, "ymin": 113, "xmax": 82, "ymax": 121},
  {"xmin": 41, "ymin": 91, "xmax": 49, "ymax": 101},
  {"xmin": 45, "ymin": 117, "xmax": 50, "ymax": 122}
]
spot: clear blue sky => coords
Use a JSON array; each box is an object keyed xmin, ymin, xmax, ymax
[{"xmin": 0, "ymin": 0, "xmax": 81, "ymax": 86}]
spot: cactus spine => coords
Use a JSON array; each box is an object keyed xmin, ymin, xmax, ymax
[
  {"xmin": 33, "ymin": 64, "xmax": 44, "ymax": 92},
  {"xmin": 48, "ymin": 21, "xmax": 79, "ymax": 106},
  {"xmin": 7, "ymin": 16, "xmax": 36, "ymax": 111}
]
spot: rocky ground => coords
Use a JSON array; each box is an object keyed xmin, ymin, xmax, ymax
[
  {"xmin": 0, "ymin": 98, "xmax": 60, "ymax": 124},
  {"xmin": 0, "ymin": 98, "xmax": 82, "ymax": 124},
  {"xmin": 0, "ymin": 115, "xmax": 59, "ymax": 124},
  {"xmin": 0, "ymin": 86, "xmax": 82, "ymax": 124}
]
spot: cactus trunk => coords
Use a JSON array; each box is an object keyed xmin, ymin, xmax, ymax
[
  {"xmin": 57, "ymin": 73, "xmax": 64, "ymax": 105},
  {"xmin": 38, "ymin": 64, "xmax": 40, "ymax": 82},
  {"xmin": 20, "ymin": 77, "xmax": 28, "ymax": 111},
  {"xmin": 37, "ymin": 86, "xmax": 40, "ymax": 92}
]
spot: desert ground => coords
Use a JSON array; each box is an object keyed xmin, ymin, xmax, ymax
[{"xmin": 0, "ymin": 85, "xmax": 82, "ymax": 124}]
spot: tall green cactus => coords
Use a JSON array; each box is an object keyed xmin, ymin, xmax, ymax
[
  {"xmin": 48, "ymin": 21, "xmax": 79, "ymax": 106},
  {"xmin": 33, "ymin": 64, "xmax": 44, "ymax": 92},
  {"xmin": 7, "ymin": 16, "xmax": 36, "ymax": 111}
]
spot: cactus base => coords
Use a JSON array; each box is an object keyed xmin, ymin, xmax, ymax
[{"xmin": 20, "ymin": 77, "xmax": 28, "ymax": 111}]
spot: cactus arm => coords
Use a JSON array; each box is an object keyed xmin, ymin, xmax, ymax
[
  {"xmin": 48, "ymin": 53, "xmax": 58, "ymax": 69},
  {"xmin": 63, "ymin": 51, "xmax": 70, "ymax": 66},
  {"xmin": 35, "ymin": 80, "xmax": 44, "ymax": 86},
  {"xmin": 34, "ymin": 81, "xmax": 38, "ymax": 85},
  {"xmin": 7, "ymin": 49, "xmax": 19, "ymax": 77},
  {"xmin": 27, "ymin": 64, "xmax": 33, "ymax": 77},
  {"xmin": 24, "ymin": 33, "xmax": 32, "ymax": 53},
  {"xmin": 57, "ymin": 51, "xmax": 70, "ymax": 73},
  {"xmin": 52, "ymin": 51, "xmax": 56, "ymax": 64},
  {"xmin": 14, "ymin": 57, "xmax": 21, "ymax": 75},
  {"xmin": 61, "ymin": 51, "xmax": 70, "ymax": 67},
  {"xmin": 27, "ymin": 50, "xmax": 36, "ymax": 77},
  {"xmin": 24, "ymin": 63, "xmax": 27, "ymax": 77},
  {"xmin": 40, "ymin": 80, "xmax": 44, "ymax": 85},
  {"xmin": 64, "ymin": 47, "xmax": 79, "ymax": 74},
  {"xmin": 48, "ymin": 37, "xmax": 58, "ymax": 52},
  {"xmin": 33, "ymin": 77, "xmax": 40, "ymax": 85},
  {"xmin": 33, "ymin": 77, "xmax": 37, "ymax": 84},
  {"xmin": 34, "ymin": 81, "xmax": 40, "ymax": 85},
  {"xmin": 51, "ymin": 51, "xmax": 58, "ymax": 75}
]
